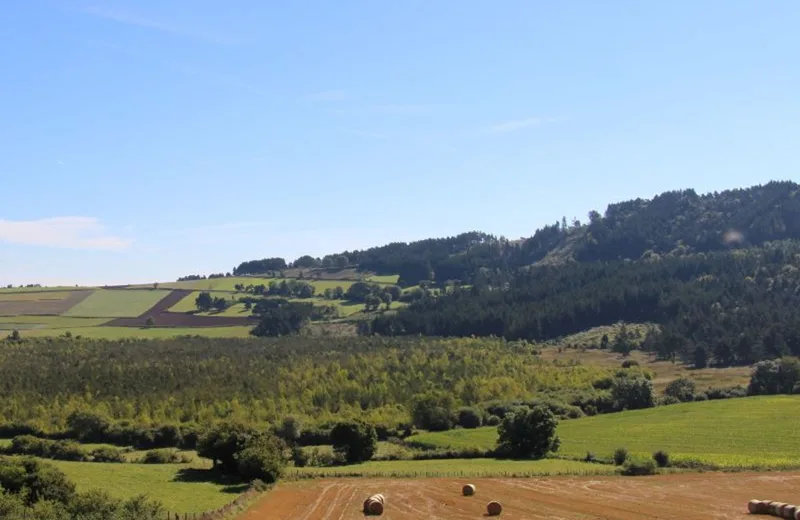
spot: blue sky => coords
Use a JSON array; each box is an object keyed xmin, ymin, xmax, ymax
[{"xmin": 2, "ymin": 0, "xmax": 799, "ymax": 285}]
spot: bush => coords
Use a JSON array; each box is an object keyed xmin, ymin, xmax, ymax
[
  {"xmin": 485, "ymin": 415, "xmax": 501, "ymax": 427},
  {"xmin": 330, "ymin": 421, "xmax": 377, "ymax": 464},
  {"xmin": 658, "ymin": 395, "xmax": 681, "ymax": 406},
  {"xmin": 622, "ymin": 459, "xmax": 657, "ymax": 476},
  {"xmin": 613, "ymin": 447, "xmax": 629, "ymax": 466},
  {"xmin": 704, "ymin": 385, "xmax": 747, "ymax": 400},
  {"xmin": 234, "ymin": 433, "xmax": 287, "ymax": 483},
  {"xmin": 90, "ymin": 447, "xmax": 126, "ymax": 463},
  {"xmin": 411, "ymin": 391, "xmax": 456, "ymax": 431},
  {"xmin": 496, "ymin": 406, "xmax": 560, "ymax": 459},
  {"xmin": 621, "ymin": 360, "xmax": 639, "ymax": 368},
  {"xmin": 141, "ymin": 449, "xmax": 183, "ymax": 464},
  {"xmin": 457, "ymin": 407, "xmax": 483, "ymax": 429},
  {"xmin": 49, "ymin": 440, "xmax": 88, "ymax": 462},
  {"xmin": 584, "ymin": 451, "xmax": 597, "ymax": 463},
  {"xmin": 748, "ymin": 357, "xmax": 800, "ymax": 395},
  {"xmin": 291, "ymin": 446, "xmax": 309, "ymax": 468},
  {"xmin": 664, "ymin": 377, "xmax": 696, "ymax": 402},
  {"xmin": 592, "ymin": 376, "xmax": 614, "ymax": 390},
  {"xmin": 653, "ymin": 450, "xmax": 670, "ymax": 468},
  {"xmin": 611, "ymin": 376, "xmax": 655, "ymax": 410}
]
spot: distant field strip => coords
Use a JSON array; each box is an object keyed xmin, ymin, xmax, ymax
[
  {"xmin": 63, "ymin": 289, "xmax": 171, "ymax": 318},
  {"xmin": 0, "ymin": 316, "xmax": 109, "ymax": 330},
  {"xmin": 0, "ymin": 290, "xmax": 93, "ymax": 316},
  {"xmin": 409, "ymin": 396, "xmax": 800, "ymax": 470},
  {"xmin": 168, "ymin": 291, "xmax": 235, "ymax": 312},
  {"xmin": 15, "ymin": 325, "xmax": 255, "ymax": 339},
  {"xmin": 288, "ymin": 458, "xmax": 617, "ymax": 479}
]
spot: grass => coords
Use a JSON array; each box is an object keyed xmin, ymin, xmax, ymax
[
  {"xmin": 0, "ymin": 286, "xmax": 83, "ymax": 294},
  {"xmin": 288, "ymin": 458, "xmax": 617, "ymax": 479},
  {"xmin": 366, "ymin": 274, "xmax": 400, "ymax": 284},
  {"xmin": 407, "ymin": 396, "xmax": 800, "ymax": 470},
  {"xmin": 49, "ymin": 460, "xmax": 244, "ymax": 513},
  {"xmin": 16, "ymin": 325, "xmax": 254, "ymax": 339},
  {"xmin": 63, "ymin": 289, "xmax": 170, "ymax": 318},
  {"xmin": 0, "ymin": 316, "xmax": 110, "ymax": 330}
]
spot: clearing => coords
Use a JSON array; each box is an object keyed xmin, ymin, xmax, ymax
[
  {"xmin": 243, "ymin": 472, "xmax": 800, "ymax": 519},
  {"xmin": 408, "ymin": 396, "xmax": 800, "ymax": 470},
  {"xmin": 63, "ymin": 289, "xmax": 171, "ymax": 318}
]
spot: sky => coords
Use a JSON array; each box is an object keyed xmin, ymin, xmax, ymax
[{"xmin": 2, "ymin": 0, "xmax": 799, "ymax": 285}]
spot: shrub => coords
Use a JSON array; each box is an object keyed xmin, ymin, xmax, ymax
[
  {"xmin": 457, "ymin": 407, "xmax": 483, "ymax": 429},
  {"xmin": 658, "ymin": 395, "xmax": 681, "ymax": 406},
  {"xmin": 704, "ymin": 385, "xmax": 747, "ymax": 400},
  {"xmin": 622, "ymin": 459, "xmax": 657, "ymax": 476},
  {"xmin": 290, "ymin": 446, "xmax": 309, "ymax": 468},
  {"xmin": 611, "ymin": 376, "xmax": 655, "ymax": 410},
  {"xmin": 411, "ymin": 391, "xmax": 456, "ymax": 431},
  {"xmin": 664, "ymin": 377, "xmax": 696, "ymax": 402},
  {"xmin": 592, "ymin": 376, "xmax": 614, "ymax": 390},
  {"xmin": 48, "ymin": 440, "xmax": 88, "ymax": 462},
  {"xmin": 584, "ymin": 451, "xmax": 597, "ymax": 463},
  {"xmin": 496, "ymin": 406, "xmax": 559, "ymax": 459},
  {"xmin": 621, "ymin": 360, "xmax": 639, "ymax": 368},
  {"xmin": 653, "ymin": 450, "xmax": 670, "ymax": 468},
  {"xmin": 234, "ymin": 434, "xmax": 287, "ymax": 483},
  {"xmin": 485, "ymin": 415, "xmax": 501, "ymax": 427},
  {"xmin": 141, "ymin": 449, "xmax": 182, "ymax": 464},
  {"xmin": 90, "ymin": 447, "xmax": 126, "ymax": 463},
  {"xmin": 613, "ymin": 447, "xmax": 629, "ymax": 466},
  {"xmin": 330, "ymin": 421, "xmax": 377, "ymax": 464}
]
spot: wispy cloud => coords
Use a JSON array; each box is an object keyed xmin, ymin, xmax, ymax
[
  {"xmin": 489, "ymin": 117, "xmax": 561, "ymax": 133},
  {"xmin": 0, "ymin": 217, "xmax": 132, "ymax": 251},
  {"xmin": 56, "ymin": 160, "xmax": 65, "ymax": 165},
  {"xmin": 83, "ymin": 5, "xmax": 238, "ymax": 45},
  {"xmin": 307, "ymin": 90, "xmax": 347, "ymax": 102}
]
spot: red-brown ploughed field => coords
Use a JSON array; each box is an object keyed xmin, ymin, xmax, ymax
[
  {"xmin": 242, "ymin": 472, "xmax": 800, "ymax": 519},
  {"xmin": 105, "ymin": 290, "xmax": 255, "ymax": 327}
]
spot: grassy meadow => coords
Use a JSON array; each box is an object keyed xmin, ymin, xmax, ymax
[
  {"xmin": 63, "ymin": 289, "xmax": 170, "ymax": 318},
  {"xmin": 408, "ymin": 396, "xmax": 800, "ymax": 470},
  {"xmin": 49, "ymin": 460, "xmax": 242, "ymax": 513}
]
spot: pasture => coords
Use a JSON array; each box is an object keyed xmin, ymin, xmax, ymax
[
  {"xmin": 14, "ymin": 325, "xmax": 254, "ymax": 339},
  {"xmin": 408, "ymin": 396, "xmax": 800, "ymax": 470},
  {"xmin": 49, "ymin": 460, "xmax": 242, "ymax": 513},
  {"xmin": 63, "ymin": 289, "xmax": 170, "ymax": 318},
  {"xmin": 0, "ymin": 316, "xmax": 110, "ymax": 331}
]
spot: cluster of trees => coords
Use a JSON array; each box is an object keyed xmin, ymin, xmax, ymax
[
  {"xmin": 194, "ymin": 291, "xmax": 230, "ymax": 312},
  {"xmin": 232, "ymin": 258, "xmax": 287, "ymax": 276},
  {"xmin": 235, "ymin": 280, "xmax": 316, "ymax": 298},
  {"xmin": 337, "ymin": 282, "xmax": 400, "ymax": 310},
  {"xmin": 0, "ymin": 457, "xmax": 164, "ymax": 519}
]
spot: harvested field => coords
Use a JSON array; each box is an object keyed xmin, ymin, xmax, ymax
[
  {"xmin": 244, "ymin": 472, "xmax": 800, "ymax": 519},
  {"xmin": 0, "ymin": 290, "xmax": 93, "ymax": 316},
  {"xmin": 105, "ymin": 290, "xmax": 255, "ymax": 328},
  {"xmin": 64, "ymin": 289, "xmax": 170, "ymax": 318}
]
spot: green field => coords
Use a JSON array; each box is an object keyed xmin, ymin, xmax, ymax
[
  {"xmin": 408, "ymin": 396, "xmax": 800, "ymax": 470},
  {"xmin": 289, "ymin": 458, "xmax": 617, "ymax": 478},
  {"xmin": 0, "ymin": 291, "xmax": 74, "ymax": 301},
  {"xmin": 0, "ymin": 286, "xmax": 83, "ymax": 294},
  {"xmin": 366, "ymin": 274, "xmax": 400, "ymax": 284},
  {"xmin": 168, "ymin": 291, "xmax": 237, "ymax": 313},
  {"xmin": 49, "ymin": 460, "xmax": 242, "ymax": 513},
  {"xmin": 0, "ymin": 316, "xmax": 110, "ymax": 331},
  {"xmin": 63, "ymin": 289, "xmax": 170, "ymax": 318},
  {"xmin": 15, "ymin": 325, "xmax": 254, "ymax": 339}
]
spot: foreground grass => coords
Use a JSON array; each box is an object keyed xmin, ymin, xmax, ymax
[
  {"xmin": 288, "ymin": 458, "xmax": 616, "ymax": 479},
  {"xmin": 49, "ymin": 460, "xmax": 243, "ymax": 513},
  {"xmin": 63, "ymin": 289, "xmax": 170, "ymax": 318},
  {"xmin": 408, "ymin": 396, "xmax": 800, "ymax": 470}
]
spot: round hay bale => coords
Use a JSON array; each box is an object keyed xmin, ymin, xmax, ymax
[
  {"xmin": 794, "ymin": 508, "xmax": 800, "ymax": 520},
  {"xmin": 463, "ymin": 484, "xmax": 476, "ymax": 496},
  {"xmin": 487, "ymin": 501, "xmax": 503, "ymax": 516},
  {"xmin": 366, "ymin": 498, "xmax": 384, "ymax": 515},
  {"xmin": 372, "ymin": 494, "xmax": 385, "ymax": 505},
  {"xmin": 782, "ymin": 505, "xmax": 797, "ymax": 519},
  {"xmin": 748, "ymin": 500, "xmax": 766, "ymax": 514},
  {"xmin": 772, "ymin": 503, "xmax": 788, "ymax": 516}
]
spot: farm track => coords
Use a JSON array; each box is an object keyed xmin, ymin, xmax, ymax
[
  {"xmin": 0, "ymin": 290, "xmax": 93, "ymax": 316},
  {"xmin": 242, "ymin": 472, "xmax": 800, "ymax": 519},
  {"xmin": 105, "ymin": 290, "xmax": 255, "ymax": 328}
]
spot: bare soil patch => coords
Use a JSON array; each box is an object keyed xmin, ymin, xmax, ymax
[
  {"xmin": 243, "ymin": 472, "xmax": 800, "ymax": 519},
  {"xmin": 105, "ymin": 290, "xmax": 255, "ymax": 328},
  {"xmin": 0, "ymin": 290, "xmax": 93, "ymax": 316}
]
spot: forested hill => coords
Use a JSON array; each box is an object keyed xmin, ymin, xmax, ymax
[{"xmin": 232, "ymin": 181, "xmax": 800, "ymax": 286}]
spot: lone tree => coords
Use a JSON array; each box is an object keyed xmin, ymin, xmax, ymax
[
  {"xmin": 144, "ymin": 316, "xmax": 155, "ymax": 328},
  {"xmin": 330, "ymin": 421, "xmax": 377, "ymax": 464},
  {"xmin": 496, "ymin": 405, "xmax": 560, "ymax": 459}
]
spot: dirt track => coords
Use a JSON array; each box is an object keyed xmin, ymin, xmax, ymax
[
  {"xmin": 105, "ymin": 290, "xmax": 255, "ymax": 328},
  {"xmin": 243, "ymin": 472, "xmax": 800, "ymax": 519}
]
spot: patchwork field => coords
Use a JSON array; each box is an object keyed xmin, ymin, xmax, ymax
[
  {"xmin": 0, "ymin": 316, "xmax": 110, "ymax": 330},
  {"xmin": 408, "ymin": 396, "xmax": 800, "ymax": 470},
  {"xmin": 63, "ymin": 289, "xmax": 171, "ymax": 318},
  {"xmin": 0, "ymin": 290, "xmax": 93, "ymax": 316},
  {"xmin": 244, "ymin": 472, "xmax": 800, "ymax": 519}
]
